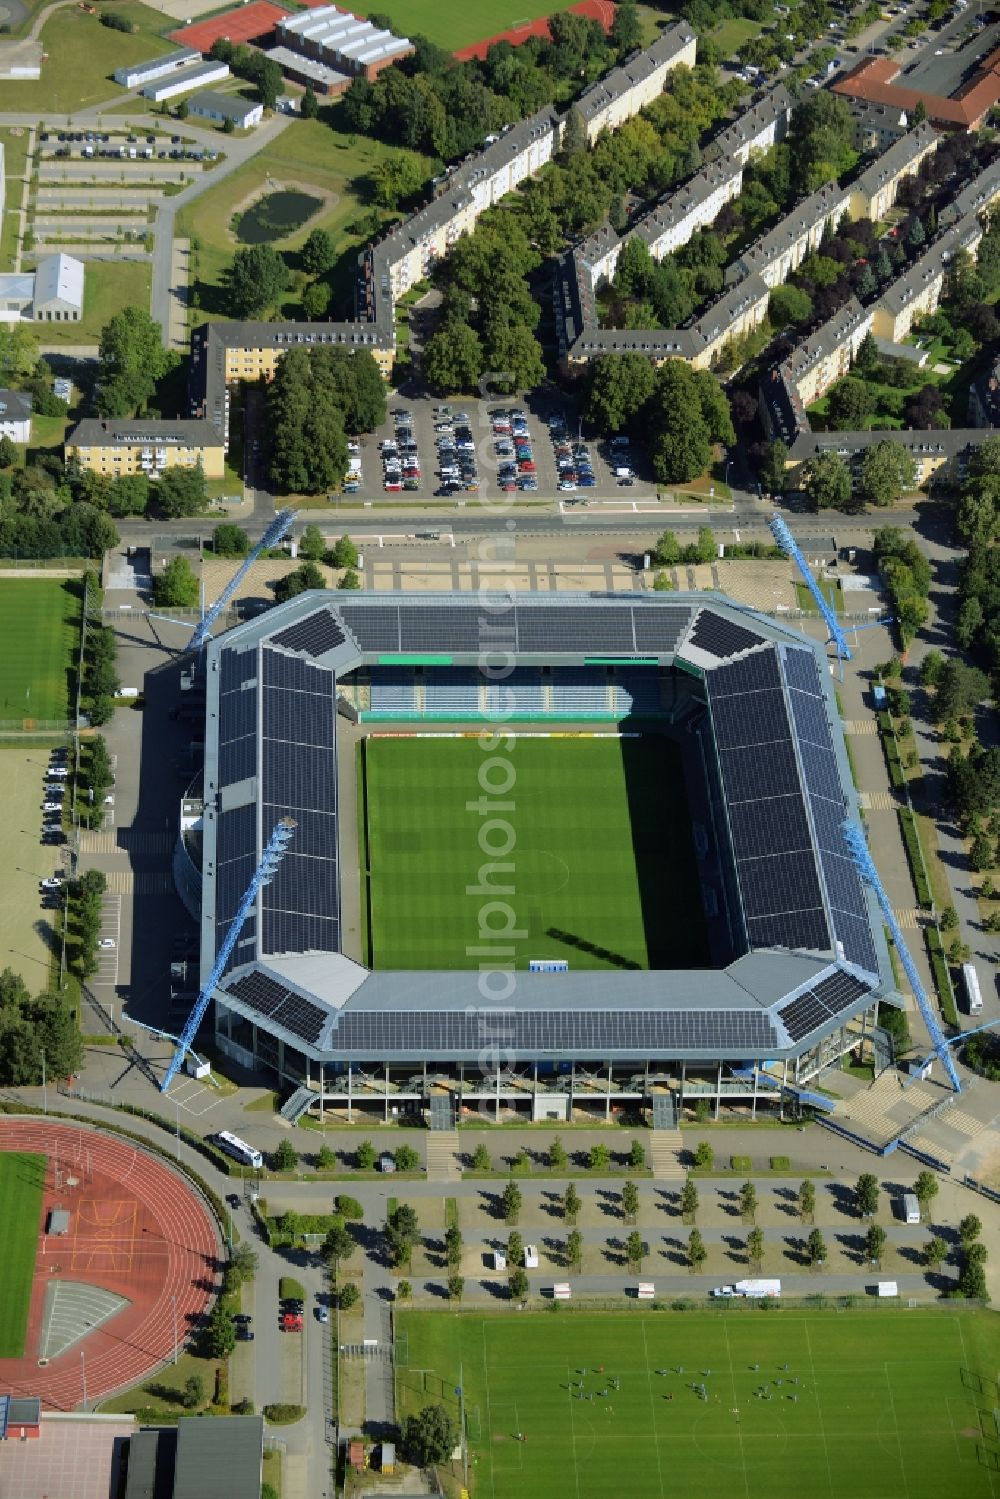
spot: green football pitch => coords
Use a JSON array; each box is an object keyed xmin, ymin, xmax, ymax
[
  {"xmin": 0, "ymin": 1152, "xmax": 46, "ymax": 1357},
  {"xmin": 360, "ymin": 734, "xmax": 708, "ymax": 970},
  {"xmin": 0, "ymin": 579, "xmax": 82, "ymax": 722},
  {"xmin": 397, "ymin": 1308, "xmax": 1000, "ymax": 1499},
  {"xmin": 337, "ymin": 0, "xmax": 585, "ymax": 49}
]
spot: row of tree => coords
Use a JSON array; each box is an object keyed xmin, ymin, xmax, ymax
[
  {"xmin": 582, "ymin": 353, "xmax": 734, "ymax": 483},
  {"xmin": 0, "ymin": 966, "xmax": 82, "ymax": 1085},
  {"xmin": 264, "ymin": 345, "xmax": 385, "ymax": 495}
]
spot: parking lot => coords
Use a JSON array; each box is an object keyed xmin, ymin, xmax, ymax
[{"xmin": 352, "ymin": 393, "xmax": 651, "ymax": 504}]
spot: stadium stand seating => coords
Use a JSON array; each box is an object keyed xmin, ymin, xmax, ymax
[
  {"xmin": 423, "ymin": 668, "xmax": 482, "ymax": 711},
  {"xmin": 369, "ymin": 668, "xmax": 417, "ymax": 713},
  {"xmin": 611, "ymin": 670, "xmax": 662, "ymax": 716},
  {"xmin": 550, "ymin": 669, "xmax": 611, "ymax": 713},
  {"xmin": 484, "ymin": 668, "xmax": 544, "ymax": 714}
]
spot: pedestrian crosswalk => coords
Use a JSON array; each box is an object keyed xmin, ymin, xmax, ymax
[
  {"xmin": 893, "ymin": 907, "xmax": 926, "ymax": 931},
  {"xmin": 102, "ymin": 871, "xmax": 174, "ymax": 895},
  {"xmin": 857, "ymin": 790, "xmax": 898, "ymax": 811},
  {"xmin": 78, "ymin": 830, "xmax": 173, "ymax": 855},
  {"xmin": 845, "ymin": 720, "xmax": 879, "ymax": 737}
]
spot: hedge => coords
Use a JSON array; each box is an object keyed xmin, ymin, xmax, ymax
[
  {"xmin": 879, "ymin": 712, "xmax": 905, "ymax": 790},
  {"xmin": 924, "ymin": 926, "xmax": 958, "ymax": 1027},
  {"xmin": 263, "ymin": 1404, "xmax": 305, "ymax": 1425},
  {"xmin": 898, "ymin": 809, "xmax": 932, "ymax": 909}
]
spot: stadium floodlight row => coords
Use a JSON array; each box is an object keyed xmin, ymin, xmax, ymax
[{"xmin": 189, "ymin": 590, "xmax": 894, "ymax": 1122}]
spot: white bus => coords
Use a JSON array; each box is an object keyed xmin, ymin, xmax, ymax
[
  {"xmin": 962, "ymin": 962, "xmax": 984, "ymax": 1015},
  {"xmin": 214, "ymin": 1131, "xmax": 263, "ymax": 1170}
]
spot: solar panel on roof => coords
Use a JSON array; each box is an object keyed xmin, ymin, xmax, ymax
[
  {"xmin": 782, "ymin": 647, "xmax": 823, "ymax": 696},
  {"xmin": 271, "ymin": 609, "xmax": 345, "ymax": 657},
  {"xmin": 332, "ymin": 1008, "xmax": 778, "ymax": 1055},
  {"xmin": 632, "ymin": 605, "xmax": 689, "ymax": 651},
  {"xmin": 398, "ymin": 606, "xmax": 482, "ymax": 652},
  {"xmin": 264, "ymin": 686, "xmax": 335, "ymax": 749},
  {"xmin": 711, "ymin": 689, "xmax": 793, "ymax": 751},
  {"xmin": 707, "ymin": 647, "xmax": 782, "ymax": 697},
  {"xmin": 726, "ymin": 795, "xmax": 813, "ymax": 859},
  {"xmin": 338, "ymin": 604, "xmax": 401, "ymax": 651},
  {"xmin": 516, "ymin": 606, "xmax": 637, "ymax": 653},
  {"xmin": 779, "ymin": 991, "xmax": 829, "ymax": 1041},
  {"xmin": 220, "ymin": 646, "xmax": 257, "ymax": 694},
  {"xmin": 746, "ymin": 908, "xmax": 830, "ymax": 953},
  {"xmin": 789, "ymin": 689, "xmax": 834, "ymax": 750},
  {"xmin": 736, "ymin": 851, "xmax": 824, "ymax": 922},
  {"xmin": 718, "ymin": 741, "xmax": 803, "ymax": 801},
  {"xmin": 799, "ymin": 743, "xmax": 844, "ymax": 805},
  {"xmin": 688, "ymin": 610, "xmax": 763, "ymax": 659},
  {"xmin": 831, "ymin": 910, "xmax": 880, "ymax": 976},
  {"xmin": 819, "ymin": 850, "xmax": 869, "ymax": 919},
  {"xmin": 219, "ymin": 734, "xmax": 255, "ymax": 787},
  {"xmin": 812, "ymin": 969, "xmax": 869, "ymax": 1014},
  {"xmin": 225, "ymin": 968, "xmax": 328, "ymax": 1044}
]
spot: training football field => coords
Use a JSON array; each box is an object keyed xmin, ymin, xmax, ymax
[
  {"xmin": 360, "ymin": 734, "xmax": 708, "ymax": 970},
  {"xmin": 0, "ymin": 579, "xmax": 82, "ymax": 722},
  {"xmin": 397, "ymin": 1308, "xmax": 1000, "ymax": 1499},
  {"xmin": 0, "ymin": 1152, "xmax": 46, "ymax": 1357}
]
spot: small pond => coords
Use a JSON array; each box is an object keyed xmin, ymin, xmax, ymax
[{"xmin": 236, "ymin": 190, "xmax": 323, "ymax": 244}]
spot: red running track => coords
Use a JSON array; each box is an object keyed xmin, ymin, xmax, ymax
[{"xmin": 0, "ymin": 1120, "xmax": 219, "ymax": 1411}]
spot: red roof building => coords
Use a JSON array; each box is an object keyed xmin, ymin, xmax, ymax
[{"xmin": 833, "ymin": 44, "xmax": 1000, "ymax": 130}]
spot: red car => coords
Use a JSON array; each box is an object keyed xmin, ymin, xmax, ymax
[
  {"xmin": 518, "ymin": 459, "xmax": 536, "ymax": 472},
  {"xmin": 281, "ymin": 1312, "xmax": 303, "ymax": 1331}
]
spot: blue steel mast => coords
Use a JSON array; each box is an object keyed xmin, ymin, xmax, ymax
[
  {"xmin": 770, "ymin": 516, "xmax": 853, "ymax": 673},
  {"xmin": 842, "ymin": 820, "xmax": 962, "ymax": 1093},
  {"xmin": 161, "ymin": 817, "xmax": 297, "ymax": 1092},
  {"xmin": 189, "ymin": 509, "xmax": 297, "ymax": 653}
]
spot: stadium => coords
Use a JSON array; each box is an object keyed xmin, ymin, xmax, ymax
[{"xmin": 189, "ymin": 590, "xmax": 894, "ymax": 1125}]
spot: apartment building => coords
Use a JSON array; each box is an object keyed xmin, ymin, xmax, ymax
[
  {"xmin": 728, "ymin": 182, "xmax": 852, "ymax": 288},
  {"xmin": 705, "ymin": 84, "xmax": 793, "ymax": 168},
  {"xmin": 872, "ymin": 213, "xmax": 983, "ymax": 342},
  {"xmin": 574, "ymin": 25, "xmax": 697, "ymax": 143},
  {"xmin": 66, "ymin": 419, "xmax": 225, "ymax": 478},
  {"xmin": 787, "ymin": 426, "xmax": 983, "ymax": 488},
  {"xmin": 759, "ymin": 298, "xmax": 874, "ymax": 445},
  {"xmin": 0, "ymin": 389, "xmax": 31, "ymax": 444},
  {"xmin": 846, "ymin": 100, "xmax": 911, "ymax": 153},
  {"xmin": 847, "ymin": 121, "xmax": 936, "ymax": 222}
]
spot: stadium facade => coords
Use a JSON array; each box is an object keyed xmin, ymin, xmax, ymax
[{"xmin": 191, "ymin": 591, "xmax": 895, "ymax": 1123}]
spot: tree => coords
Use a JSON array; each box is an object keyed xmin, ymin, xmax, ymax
[
  {"xmin": 806, "ymin": 1228, "xmax": 827, "ymax": 1266},
  {"xmin": 566, "ymin": 1228, "xmax": 583, "ymax": 1274},
  {"xmin": 422, "ymin": 320, "xmax": 484, "ymax": 394},
  {"xmin": 444, "ymin": 1224, "xmax": 463, "ymax": 1269},
  {"xmin": 154, "ymin": 554, "xmax": 199, "ymax": 608},
  {"xmin": 0, "ymin": 436, "xmax": 17, "ymax": 468},
  {"xmin": 395, "ymin": 1144, "xmax": 419, "ymax": 1172},
  {"xmin": 330, "ymin": 534, "xmax": 358, "ymax": 567},
  {"xmin": 583, "ymin": 352, "xmax": 655, "ymax": 434},
  {"xmin": 559, "ymin": 103, "xmax": 587, "ymax": 160},
  {"xmin": 206, "ymin": 1301, "xmax": 236, "ymax": 1358},
  {"xmin": 96, "ymin": 306, "xmax": 172, "ymax": 417},
  {"xmin": 612, "ymin": 0, "xmax": 642, "ymax": 53},
  {"xmin": 302, "ymin": 281, "xmax": 331, "ymax": 320},
  {"xmin": 213, "ymin": 523, "xmax": 249, "ymax": 556},
  {"xmin": 507, "ymin": 1230, "xmax": 523, "ymax": 1267},
  {"xmin": 629, "ymin": 1138, "xmax": 646, "ymax": 1169},
  {"xmin": 356, "ymin": 1139, "xmax": 376, "ymax": 1170},
  {"xmin": 339, "ymin": 1282, "xmax": 360, "ymax": 1311},
  {"xmin": 226, "ymin": 244, "xmax": 289, "ymax": 318},
  {"xmin": 769, "ymin": 283, "xmax": 814, "ymax": 328},
  {"xmin": 760, "ymin": 439, "xmax": 789, "ymax": 496},
  {"xmin": 680, "ymin": 1178, "xmax": 699, "ymax": 1223},
  {"xmin": 447, "ymin": 1273, "xmax": 464, "ymax": 1301},
  {"xmin": 913, "ymin": 1171, "xmax": 938, "ymax": 1217},
  {"xmin": 273, "ymin": 1139, "xmax": 298, "ymax": 1171},
  {"xmin": 588, "ymin": 1142, "xmax": 611, "ymax": 1171},
  {"xmin": 322, "ymin": 1222, "xmax": 355, "ymax": 1272},
  {"xmin": 182, "ymin": 1374, "xmax": 204, "ymax": 1409},
  {"xmin": 298, "ymin": 522, "xmax": 326, "ymax": 561},
  {"xmin": 386, "ymin": 1203, "xmax": 419, "ymax": 1268},
  {"xmin": 396, "ymin": 1280, "xmax": 411, "ymax": 1301},
  {"xmin": 372, "ymin": 150, "xmax": 426, "ymax": 208},
  {"xmin": 502, "ymin": 1181, "xmax": 522, "ymax": 1225},
  {"xmin": 301, "ymin": 228, "xmax": 335, "ymax": 277},
  {"xmin": 746, "ymin": 1227, "xmax": 765, "ymax": 1271},
  {"xmin": 508, "ymin": 1267, "xmax": 529, "ymax": 1301},
  {"xmin": 694, "ymin": 1141, "xmax": 714, "ymax": 1169},
  {"xmin": 648, "ymin": 362, "xmax": 713, "ymax": 484},
  {"xmin": 923, "ymin": 1235, "xmax": 947, "ymax": 1269},
  {"xmin": 687, "ymin": 1228, "xmax": 706, "ymax": 1272},
  {"xmin": 935, "ymin": 660, "xmax": 990, "ymax": 723},
  {"xmin": 472, "ymin": 1142, "xmax": 491, "ymax": 1171},
  {"xmin": 858, "ymin": 440, "xmax": 916, "ymax": 508},
  {"xmin": 402, "ymin": 1403, "xmax": 458, "ymax": 1466},
  {"xmin": 625, "ymin": 1229, "xmax": 645, "ymax": 1270},
  {"xmin": 266, "ymin": 346, "xmax": 349, "ymax": 494},
  {"xmin": 155, "ymin": 463, "xmax": 208, "ymax": 519},
  {"xmin": 959, "ymin": 1213, "xmax": 982, "ymax": 1247},
  {"xmin": 273, "ymin": 561, "xmax": 326, "ymax": 604},
  {"xmin": 301, "ymin": 86, "xmax": 319, "ymax": 119},
  {"xmin": 548, "ymin": 1136, "xmax": 567, "ymax": 1170},
  {"xmin": 864, "ymin": 1223, "xmax": 887, "ymax": 1267},
  {"xmin": 805, "ymin": 450, "xmax": 852, "ymax": 511},
  {"xmin": 621, "ymin": 1180, "xmax": 639, "ymax": 1224},
  {"xmin": 854, "ymin": 1172, "xmax": 879, "ymax": 1220},
  {"xmin": 739, "ymin": 1181, "xmax": 758, "ymax": 1223},
  {"xmin": 827, "ymin": 376, "xmax": 874, "ymax": 430},
  {"xmin": 231, "ymin": 1242, "xmax": 258, "ymax": 1283},
  {"xmin": 563, "ymin": 1183, "xmax": 581, "ymax": 1224}
]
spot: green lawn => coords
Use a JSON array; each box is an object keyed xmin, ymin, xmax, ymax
[
  {"xmin": 0, "ymin": 1153, "xmax": 46, "ymax": 1357},
  {"xmin": 0, "ymin": 579, "xmax": 81, "ymax": 721},
  {"xmin": 398, "ymin": 1308, "xmax": 1000, "ymax": 1499},
  {"xmin": 0, "ymin": 746, "xmax": 71, "ymax": 992},
  {"xmin": 710, "ymin": 16, "xmax": 765, "ymax": 54},
  {"xmin": 178, "ymin": 118, "xmax": 431, "ymax": 324},
  {"xmin": 0, "ymin": 128, "xmax": 30, "ymax": 270},
  {"xmin": 3, "ymin": 1, "xmax": 174, "ymax": 113},
  {"xmin": 361, "ymin": 734, "xmax": 708, "ymax": 971},
  {"xmin": 338, "ymin": 0, "xmax": 585, "ymax": 49},
  {"xmin": 24, "ymin": 259, "xmax": 151, "ymax": 346}
]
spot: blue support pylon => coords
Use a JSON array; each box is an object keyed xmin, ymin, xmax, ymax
[
  {"xmin": 770, "ymin": 516, "xmax": 853, "ymax": 674},
  {"xmin": 842, "ymin": 820, "xmax": 962, "ymax": 1094},
  {"xmin": 161, "ymin": 817, "xmax": 297, "ymax": 1092},
  {"xmin": 189, "ymin": 508, "xmax": 296, "ymax": 653}
]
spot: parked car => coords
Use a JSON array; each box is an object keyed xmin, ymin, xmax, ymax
[
  {"xmin": 40, "ymin": 877, "xmax": 63, "ymax": 891},
  {"xmin": 98, "ymin": 938, "xmax": 116, "ymax": 950}
]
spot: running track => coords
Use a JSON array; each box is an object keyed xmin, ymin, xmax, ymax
[
  {"xmin": 453, "ymin": 0, "xmax": 616, "ymax": 62},
  {"xmin": 0, "ymin": 1120, "xmax": 219, "ymax": 1410}
]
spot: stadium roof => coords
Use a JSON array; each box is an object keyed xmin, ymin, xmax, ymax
[{"xmin": 201, "ymin": 592, "xmax": 891, "ymax": 1065}]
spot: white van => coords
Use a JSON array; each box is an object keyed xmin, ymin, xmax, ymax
[{"xmin": 902, "ymin": 1193, "xmax": 920, "ymax": 1224}]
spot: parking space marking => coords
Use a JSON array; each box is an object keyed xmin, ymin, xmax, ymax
[
  {"xmin": 92, "ymin": 895, "xmax": 121, "ymax": 987},
  {"xmin": 168, "ymin": 1079, "xmax": 224, "ymax": 1116}
]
